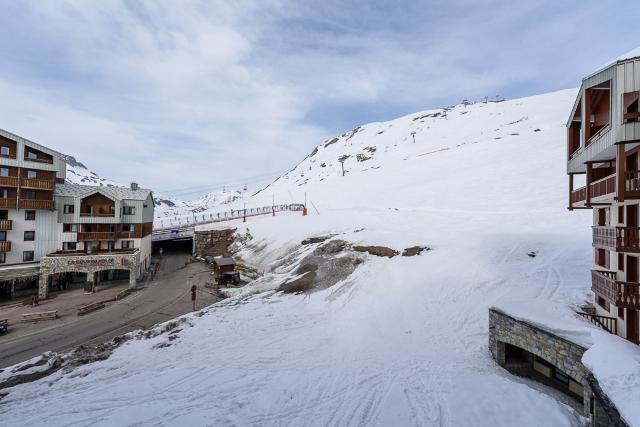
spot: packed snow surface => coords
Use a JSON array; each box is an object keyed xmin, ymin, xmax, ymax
[{"xmin": 3, "ymin": 89, "xmax": 626, "ymax": 426}]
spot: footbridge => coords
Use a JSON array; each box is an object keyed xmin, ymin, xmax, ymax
[{"xmin": 152, "ymin": 204, "xmax": 304, "ymax": 243}]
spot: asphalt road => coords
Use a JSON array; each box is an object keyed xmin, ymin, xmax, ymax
[{"xmin": 0, "ymin": 252, "xmax": 221, "ymax": 369}]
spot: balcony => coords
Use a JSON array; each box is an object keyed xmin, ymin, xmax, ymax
[
  {"xmin": 77, "ymin": 232, "xmax": 117, "ymax": 241},
  {"xmin": 0, "ymin": 176, "xmax": 18, "ymax": 187},
  {"xmin": 589, "ymin": 174, "xmax": 616, "ymax": 201},
  {"xmin": 593, "ymin": 226, "xmax": 640, "ymax": 252},
  {"xmin": 79, "ymin": 212, "xmax": 115, "ymax": 218},
  {"xmin": 0, "ymin": 219, "xmax": 13, "ymax": 230},
  {"xmin": 592, "ymin": 270, "xmax": 640, "ymax": 310},
  {"xmin": 119, "ymin": 230, "xmax": 143, "ymax": 239},
  {"xmin": 0, "ymin": 199, "xmax": 17, "ymax": 209},
  {"xmin": 20, "ymin": 178, "xmax": 55, "ymax": 190},
  {"xmin": 18, "ymin": 199, "xmax": 54, "ymax": 210},
  {"xmin": 0, "ymin": 241, "xmax": 11, "ymax": 252}
]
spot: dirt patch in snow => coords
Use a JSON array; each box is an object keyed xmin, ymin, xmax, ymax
[
  {"xmin": 353, "ymin": 245, "xmax": 399, "ymax": 258},
  {"xmin": 402, "ymin": 246, "xmax": 431, "ymax": 256}
]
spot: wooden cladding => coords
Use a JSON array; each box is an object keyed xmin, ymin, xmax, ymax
[
  {"xmin": 0, "ymin": 199, "xmax": 17, "ymax": 209},
  {"xmin": 19, "ymin": 178, "xmax": 54, "ymax": 190},
  {"xmin": 0, "ymin": 241, "xmax": 11, "ymax": 252},
  {"xmin": 592, "ymin": 270, "xmax": 640, "ymax": 310},
  {"xmin": 571, "ymin": 186, "xmax": 587, "ymax": 204},
  {"xmin": 593, "ymin": 226, "xmax": 640, "ymax": 252},
  {"xmin": 18, "ymin": 199, "xmax": 54, "ymax": 210},
  {"xmin": 590, "ymin": 174, "xmax": 616, "ymax": 199},
  {"xmin": 77, "ymin": 232, "xmax": 117, "ymax": 241},
  {"xmin": 0, "ymin": 219, "xmax": 12, "ymax": 230}
]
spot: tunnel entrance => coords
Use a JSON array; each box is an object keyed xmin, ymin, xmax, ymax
[{"xmin": 152, "ymin": 238, "xmax": 193, "ymax": 255}]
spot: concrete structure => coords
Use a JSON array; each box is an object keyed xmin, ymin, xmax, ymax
[
  {"xmin": 490, "ymin": 308, "xmax": 626, "ymax": 426},
  {"xmin": 567, "ymin": 51, "xmax": 640, "ymax": 344}
]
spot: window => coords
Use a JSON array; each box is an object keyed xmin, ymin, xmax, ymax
[
  {"xmin": 0, "ymin": 231, "xmax": 6, "ymax": 242},
  {"xmin": 62, "ymin": 242, "xmax": 77, "ymax": 251},
  {"xmin": 619, "ymin": 253, "xmax": 625, "ymax": 272},
  {"xmin": 63, "ymin": 204, "xmax": 75, "ymax": 214},
  {"xmin": 0, "ymin": 253, "xmax": 5, "ymax": 264},
  {"xmin": 26, "ymin": 170, "xmax": 37, "ymax": 179},
  {"xmin": 25, "ymin": 210, "xmax": 35, "ymax": 220},
  {"xmin": 0, "ymin": 146, "xmax": 9, "ymax": 156},
  {"xmin": 0, "ymin": 168, "xmax": 8, "ymax": 177},
  {"xmin": 623, "ymin": 91, "xmax": 640, "ymax": 123},
  {"xmin": 24, "ymin": 231, "xmax": 35, "ymax": 241},
  {"xmin": 618, "ymin": 306, "xmax": 625, "ymax": 319},
  {"xmin": 0, "ymin": 189, "xmax": 7, "ymax": 199},
  {"xmin": 597, "ymin": 295, "xmax": 610, "ymax": 312},
  {"xmin": 122, "ymin": 206, "xmax": 136, "ymax": 215},
  {"xmin": 23, "ymin": 190, "xmax": 36, "ymax": 200},
  {"xmin": 23, "ymin": 251, "xmax": 34, "ymax": 262},
  {"xmin": 123, "ymin": 224, "xmax": 134, "ymax": 232},
  {"xmin": 619, "ymin": 205, "xmax": 625, "ymax": 224},
  {"xmin": 63, "ymin": 223, "xmax": 78, "ymax": 233},
  {"xmin": 0, "ymin": 210, "xmax": 7, "ymax": 220},
  {"xmin": 121, "ymin": 240, "xmax": 134, "ymax": 249},
  {"xmin": 27, "ymin": 151, "xmax": 37, "ymax": 160}
]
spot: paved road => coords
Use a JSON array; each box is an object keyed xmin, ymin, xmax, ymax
[{"xmin": 0, "ymin": 252, "xmax": 221, "ymax": 369}]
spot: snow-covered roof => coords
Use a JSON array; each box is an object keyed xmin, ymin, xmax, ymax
[
  {"xmin": 55, "ymin": 183, "xmax": 152, "ymax": 201},
  {"xmin": 590, "ymin": 46, "xmax": 640, "ymax": 78},
  {"xmin": 0, "ymin": 128, "xmax": 63, "ymax": 158},
  {"xmin": 214, "ymin": 257, "xmax": 236, "ymax": 266}
]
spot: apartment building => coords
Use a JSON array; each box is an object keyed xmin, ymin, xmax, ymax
[
  {"xmin": 0, "ymin": 129, "xmax": 154, "ymax": 300},
  {"xmin": 567, "ymin": 49, "xmax": 640, "ymax": 345}
]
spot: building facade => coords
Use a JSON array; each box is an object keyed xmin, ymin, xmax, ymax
[
  {"xmin": 568, "ymin": 50, "xmax": 640, "ymax": 345},
  {"xmin": 0, "ymin": 129, "xmax": 154, "ymax": 300}
]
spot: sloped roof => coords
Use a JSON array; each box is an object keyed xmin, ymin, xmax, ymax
[
  {"xmin": 590, "ymin": 46, "xmax": 640, "ymax": 78},
  {"xmin": 0, "ymin": 128, "xmax": 63, "ymax": 158},
  {"xmin": 214, "ymin": 257, "xmax": 236, "ymax": 266},
  {"xmin": 55, "ymin": 183, "xmax": 152, "ymax": 201}
]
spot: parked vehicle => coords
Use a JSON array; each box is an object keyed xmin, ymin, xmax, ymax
[
  {"xmin": 217, "ymin": 272, "xmax": 241, "ymax": 287},
  {"xmin": 0, "ymin": 319, "xmax": 8, "ymax": 335}
]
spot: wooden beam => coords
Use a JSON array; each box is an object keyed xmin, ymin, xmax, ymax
[
  {"xmin": 569, "ymin": 174, "xmax": 574, "ymax": 210},
  {"xmin": 618, "ymin": 143, "xmax": 626, "ymax": 203},
  {"xmin": 586, "ymin": 163, "xmax": 593, "ymax": 207}
]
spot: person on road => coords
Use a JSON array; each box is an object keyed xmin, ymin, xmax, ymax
[{"xmin": 159, "ymin": 247, "xmax": 164, "ymax": 258}]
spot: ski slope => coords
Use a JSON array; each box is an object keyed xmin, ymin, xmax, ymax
[{"xmin": 2, "ymin": 89, "xmax": 607, "ymax": 426}]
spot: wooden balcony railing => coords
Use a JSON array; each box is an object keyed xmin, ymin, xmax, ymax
[
  {"xmin": 0, "ymin": 199, "xmax": 17, "ymax": 209},
  {"xmin": 591, "ymin": 270, "xmax": 640, "ymax": 310},
  {"xmin": 119, "ymin": 230, "xmax": 143, "ymax": 239},
  {"xmin": 576, "ymin": 311, "xmax": 617, "ymax": 335},
  {"xmin": 18, "ymin": 199, "xmax": 54, "ymax": 210},
  {"xmin": 623, "ymin": 112, "xmax": 640, "ymax": 123},
  {"xmin": 593, "ymin": 226, "xmax": 616, "ymax": 251},
  {"xmin": 0, "ymin": 219, "xmax": 13, "ymax": 230},
  {"xmin": 590, "ymin": 174, "xmax": 616, "ymax": 199},
  {"xmin": 0, "ymin": 176, "xmax": 18, "ymax": 187},
  {"xmin": 571, "ymin": 186, "xmax": 587, "ymax": 204},
  {"xmin": 79, "ymin": 212, "xmax": 116, "ymax": 217},
  {"xmin": 77, "ymin": 232, "xmax": 117, "ymax": 241},
  {"xmin": 19, "ymin": 178, "xmax": 55, "ymax": 190},
  {"xmin": 0, "ymin": 241, "xmax": 11, "ymax": 252},
  {"xmin": 24, "ymin": 156, "xmax": 53, "ymax": 164}
]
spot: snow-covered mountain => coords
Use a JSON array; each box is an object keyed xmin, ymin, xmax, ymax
[{"xmin": 8, "ymin": 89, "xmax": 640, "ymax": 426}]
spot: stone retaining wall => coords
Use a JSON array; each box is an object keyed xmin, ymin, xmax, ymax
[
  {"xmin": 194, "ymin": 228, "xmax": 236, "ymax": 258},
  {"xmin": 489, "ymin": 308, "xmax": 626, "ymax": 427}
]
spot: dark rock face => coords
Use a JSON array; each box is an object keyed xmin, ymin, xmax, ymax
[
  {"xmin": 301, "ymin": 236, "xmax": 331, "ymax": 245},
  {"xmin": 194, "ymin": 228, "xmax": 236, "ymax": 257}
]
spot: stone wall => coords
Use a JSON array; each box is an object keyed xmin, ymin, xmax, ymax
[
  {"xmin": 194, "ymin": 228, "xmax": 236, "ymax": 258},
  {"xmin": 489, "ymin": 308, "xmax": 626, "ymax": 427}
]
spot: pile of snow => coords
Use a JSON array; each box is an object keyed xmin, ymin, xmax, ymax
[{"xmin": 4, "ymin": 88, "xmax": 632, "ymax": 426}]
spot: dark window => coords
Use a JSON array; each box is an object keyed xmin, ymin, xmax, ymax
[
  {"xmin": 0, "ymin": 168, "xmax": 8, "ymax": 177},
  {"xmin": 623, "ymin": 91, "xmax": 640, "ymax": 123},
  {"xmin": 26, "ymin": 170, "xmax": 37, "ymax": 179},
  {"xmin": 597, "ymin": 295, "xmax": 610, "ymax": 312},
  {"xmin": 63, "ymin": 204, "xmax": 74, "ymax": 214},
  {"xmin": 24, "ymin": 231, "xmax": 35, "ymax": 241},
  {"xmin": 121, "ymin": 240, "xmax": 134, "ymax": 249},
  {"xmin": 62, "ymin": 242, "xmax": 77, "ymax": 251},
  {"xmin": 0, "ymin": 253, "xmax": 6, "ymax": 263},
  {"xmin": 122, "ymin": 206, "xmax": 136, "ymax": 215},
  {"xmin": 24, "ymin": 210, "xmax": 35, "ymax": 220},
  {"xmin": 23, "ymin": 251, "xmax": 34, "ymax": 262},
  {"xmin": 0, "ymin": 189, "xmax": 7, "ymax": 199},
  {"xmin": 0, "ymin": 210, "xmax": 7, "ymax": 220},
  {"xmin": 23, "ymin": 190, "xmax": 36, "ymax": 200},
  {"xmin": 619, "ymin": 253, "xmax": 625, "ymax": 272},
  {"xmin": 0, "ymin": 231, "xmax": 6, "ymax": 241},
  {"xmin": 619, "ymin": 205, "xmax": 625, "ymax": 223},
  {"xmin": 63, "ymin": 223, "xmax": 78, "ymax": 232},
  {"xmin": 0, "ymin": 146, "xmax": 9, "ymax": 156},
  {"xmin": 618, "ymin": 306, "xmax": 625, "ymax": 319},
  {"xmin": 27, "ymin": 151, "xmax": 37, "ymax": 160}
]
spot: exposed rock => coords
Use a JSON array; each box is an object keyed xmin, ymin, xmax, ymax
[
  {"xmin": 353, "ymin": 245, "xmax": 399, "ymax": 258},
  {"xmin": 313, "ymin": 239, "xmax": 347, "ymax": 255},
  {"xmin": 356, "ymin": 153, "xmax": 372, "ymax": 162},
  {"xmin": 324, "ymin": 137, "xmax": 339, "ymax": 148},
  {"xmin": 402, "ymin": 246, "xmax": 430, "ymax": 257},
  {"xmin": 301, "ymin": 236, "xmax": 331, "ymax": 245}
]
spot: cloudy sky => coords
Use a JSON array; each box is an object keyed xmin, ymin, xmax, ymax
[{"xmin": 0, "ymin": 1, "xmax": 638, "ymax": 199}]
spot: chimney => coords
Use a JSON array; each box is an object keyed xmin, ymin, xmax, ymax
[{"xmin": 130, "ymin": 182, "xmax": 139, "ymax": 191}]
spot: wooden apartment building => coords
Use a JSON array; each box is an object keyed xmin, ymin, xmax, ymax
[{"xmin": 568, "ymin": 48, "xmax": 640, "ymax": 344}]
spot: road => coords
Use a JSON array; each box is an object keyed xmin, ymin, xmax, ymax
[{"xmin": 0, "ymin": 252, "xmax": 221, "ymax": 369}]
